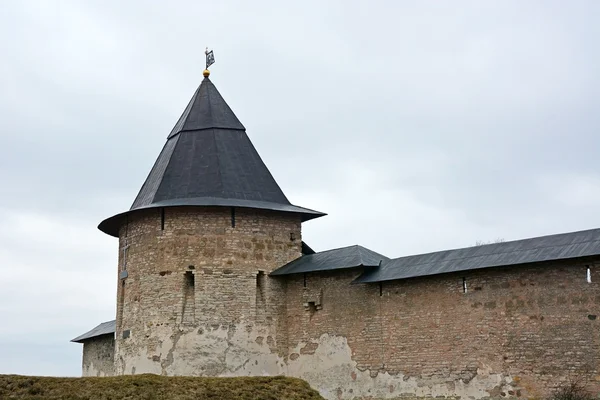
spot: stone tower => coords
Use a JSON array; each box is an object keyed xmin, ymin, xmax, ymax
[{"xmin": 98, "ymin": 70, "xmax": 325, "ymax": 375}]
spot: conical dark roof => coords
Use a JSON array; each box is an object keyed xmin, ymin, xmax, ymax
[
  {"xmin": 99, "ymin": 76, "xmax": 325, "ymax": 237},
  {"xmin": 167, "ymin": 77, "xmax": 245, "ymax": 138}
]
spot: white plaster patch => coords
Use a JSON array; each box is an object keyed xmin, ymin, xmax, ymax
[
  {"xmin": 116, "ymin": 323, "xmax": 286, "ymax": 377},
  {"xmin": 286, "ymin": 334, "xmax": 513, "ymax": 400},
  {"xmin": 116, "ymin": 326, "xmax": 513, "ymax": 400}
]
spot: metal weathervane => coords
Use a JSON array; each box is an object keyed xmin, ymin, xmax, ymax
[{"xmin": 205, "ymin": 47, "xmax": 215, "ymax": 69}]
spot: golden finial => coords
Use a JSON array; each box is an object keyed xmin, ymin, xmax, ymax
[{"xmin": 204, "ymin": 47, "xmax": 215, "ymax": 78}]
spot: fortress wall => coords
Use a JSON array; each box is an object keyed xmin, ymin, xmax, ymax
[
  {"xmin": 284, "ymin": 261, "xmax": 600, "ymax": 399},
  {"xmin": 114, "ymin": 206, "xmax": 300, "ymax": 376},
  {"xmin": 81, "ymin": 334, "xmax": 115, "ymax": 377}
]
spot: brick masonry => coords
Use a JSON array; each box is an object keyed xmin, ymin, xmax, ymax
[
  {"xmin": 113, "ymin": 206, "xmax": 300, "ymax": 376},
  {"xmin": 283, "ymin": 262, "xmax": 600, "ymax": 398},
  {"xmin": 81, "ymin": 205, "xmax": 600, "ymax": 399}
]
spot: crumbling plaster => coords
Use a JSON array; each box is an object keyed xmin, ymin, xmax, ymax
[
  {"xmin": 113, "ymin": 323, "xmax": 513, "ymax": 400},
  {"xmin": 81, "ymin": 334, "xmax": 115, "ymax": 377}
]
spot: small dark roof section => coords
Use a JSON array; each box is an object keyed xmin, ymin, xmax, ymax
[
  {"xmin": 271, "ymin": 245, "xmax": 389, "ymax": 276},
  {"xmin": 71, "ymin": 320, "xmax": 115, "ymax": 343},
  {"xmin": 99, "ymin": 77, "xmax": 325, "ymax": 236},
  {"xmin": 167, "ymin": 76, "xmax": 245, "ymax": 138},
  {"xmin": 302, "ymin": 241, "xmax": 316, "ymax": 255},
  {"xmin": 355, "ymin": 228, "xmax": 600, "ymax": 284}
]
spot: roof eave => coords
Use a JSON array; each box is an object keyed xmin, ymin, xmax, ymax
[
  {"xmin": 71, "ymin": 320, "xmax": 116, "ymax": 343},
  {"xmin": 70, "ymin": 332, "xmax": 114, "ymax": 344},
  {"xmin": 99, "ymin": 199, "xmax": 326, "ymax": 237},
  {"xmin": 271, "ymin": 262, "xmax": 384, "ymax": 277}
]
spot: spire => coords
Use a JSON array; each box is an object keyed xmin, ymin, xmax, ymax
[
  {"xmin": 98, "ymin": 74, "xmax": 325, "ymax": 236},
  {"xmin": 167, "ymin": 77, "xmax": 245, "ymax": 138}
]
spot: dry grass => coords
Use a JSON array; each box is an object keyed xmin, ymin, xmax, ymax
[
  {"xmin": 0, "ymin": 374, "xmax": 325, "ymax": 400},
  {"xmin": 548, "ymin": 381, "xmax": 595, "ymax": 400}
]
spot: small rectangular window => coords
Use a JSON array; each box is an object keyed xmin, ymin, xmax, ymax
[
  {"xmin": 463, "ymin": 277, "xmax": 467, "ymax": 293},
  {"xmin": 185, "ymin": 270, "xmax": 195, "ymax": 288},
  {"xmin": 182, "ymin": 271, "xmax": 196, "ymax": 324},
  {"xmin": 587, "ymin": 266, "xmax": 592, "ymax": 283},
  {"xmin": 307, "ymin": 301, "xmax": 317, "ymax": 319}
]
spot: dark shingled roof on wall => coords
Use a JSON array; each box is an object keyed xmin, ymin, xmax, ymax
[
  {"xmin": 270, "ymin": 245, "xmax": 389, "ymax": 276},
  {"xmin": 354, "ymin": 228, "xmax": 600, "ymax": 284},
  {"xmin": 98, "ymin": 76, "xmax": 325, "ymax": 236},
  {"xmin": 71, "ymin": 320, "xmax": 116, "ymax": 343}
]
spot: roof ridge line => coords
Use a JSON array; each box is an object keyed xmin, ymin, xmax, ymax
[
  {"xmin": 149, "ymin": 134, "xmax": 182, "ymax": 207},
  {"xmin": 388, "ymin": 228, "xmax": 600, "ymax": 262},
  {"xmin": 311, "ymin": 244, "xmax": 361, "ymax": 255},
  {"xmin": 356, "ymin": 245, "xmax": 389, "ymax": 263},
  {"xmin": 386, "ymin": 236, "xmax": 600, "ymax": 268},
  {"xmin": 243, "ymin": 133, "xmax": 291, "ymax": 204},
  {"xmin": 167, "ymin": 83, "xmax": 201, "ymax": 139},
  {"xmin": 130, "ymin": 135, "xmax": 181, "ymax": 209},
  {"xmin": 357, "ymin": 245, "xmax": 369, "ymax": 265}
]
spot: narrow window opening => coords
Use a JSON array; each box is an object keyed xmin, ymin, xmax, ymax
[
  {"xmin": 462, "ymin": 277, "xmax": 468, "ymax": 293},
  {"xmin": 121, "ymin": 218, "xmax": 129, "ymax": 278},
  {"xmin": 256, "ymin": 271, "xmax": 266, "ymax": 320},
  {"xmin": 587, "ymin": 266, "xmax": 592, "ymax": 283},
  {"xmin": 303, "ymin": 273, "xmax": 307, "ymax": 288},
  {"xmin": 307, "ymin": 301, "xmax": 317, "ymax": 320},
  {"xmin": 185, "ymin": 271, "xmax": 195, "ymax": 287},
  {"xmin": 121, "ymin": 216, "xmax": 130, "ymax": 271},
  {"xmin": 290, "ymin": 232, "xmax": 296, "ymax": 241},
  {"xmin": 379, "ymin": 282, "xmax": 383, "ymax": 296},
  {"xmin": 182, "ymin": 271, "xmax": 195, "ymax": 324},
  {"xmin": 160, "ymin": 208, "xmax": 165, "ymax": 230},
  {"xmin": 118, "ymin": 280, "xmax": 125, "ymax": 332},
  {"xmin": 231, "ymin": 207, "xmax": 236, "ymax": 228}
]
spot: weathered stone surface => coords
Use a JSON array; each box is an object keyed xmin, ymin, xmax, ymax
[
  {"xmin": 114, "ymin": 206, "xmax": 300, "ymax": 376},
  {"xmin": 284, "ymin": 263, "xmax": 600, "ymax": 398},
  {"xmin": 82, "ymin": 334, "xmax": 114, "ymax": 377},
  {"xmin": 88, "ymin": 204, "xmax": 600, "ymax": 399}
]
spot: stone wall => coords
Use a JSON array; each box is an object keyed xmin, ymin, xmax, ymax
[
  {"xmin": 114, "ymin": 206, "xmax": 301, "ymax": 376},
  {"xmin": 283, "ymin": 261, "xmax": 600, "ymax": 399},
  {"xmin": 82, "ymin": 334, "xmax": 115, "ymax": 377},
  {"xmin": 106, "ymin": 203, "xmax": 600, "ymax": 399}
]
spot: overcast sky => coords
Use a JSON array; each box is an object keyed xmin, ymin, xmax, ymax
[{"xmin": 1, "ymin": 0, "xmax": 599, "ymax": 376}]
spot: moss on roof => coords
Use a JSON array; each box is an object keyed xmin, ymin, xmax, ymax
[{"xmin": 0, "ymin": 374, "xmax": 325, "ymax": 400}]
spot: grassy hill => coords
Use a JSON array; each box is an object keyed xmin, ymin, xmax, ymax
[{"xmin": 0, "ymin": 374, "xmax": 325, "ymax": 400}]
